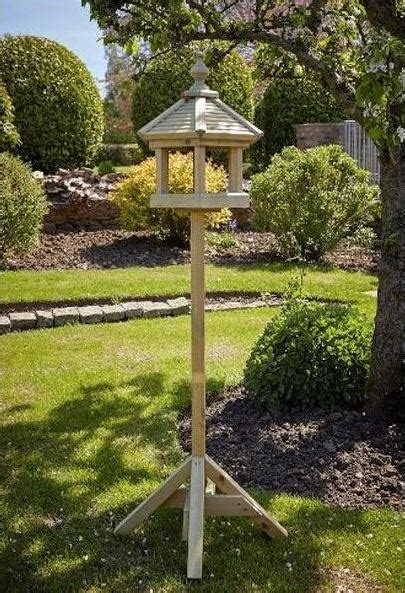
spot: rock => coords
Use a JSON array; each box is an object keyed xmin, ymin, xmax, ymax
[
  {"xmin": 59, "ymin": 223, "xmax": 76, "ymax": 233},
  {"xmin": 9, "ymin": 312, "xmax": 37, "ymax": 331},
  {"xmin": 122, "ymin": 301, "xmax": 143, "ymax": 319},
  {"xmin": 167, "ymin": 297, "xmax": 190, "ymax": 315},
  {"xmin": 43, "ymin": 222, "xmax": 57, "ymax": 234},
  {"xmin": 0, "ymin": 316, "xmax": 11, "ymax": 334},
  {"xmin": 79, "ymin": 306, "xmax": 104, "ymax": 324},
  {"xmin": 42, "ymin": 168, "xmax": 120, "ymax": 230},
  {"xmin": 323, "ymin": 440, "xmax": 337, "ymax": 453},
  {"xmin": 141, "ymin": 301, "xmax": 172, "ymax": 318},
  {"xmin": 53, "ymin": 307, "xmax": 79, "ymax": 326},
  {"xmin": 101, "ymin": 304, "xmax": 125, "ymax": 322},
  {"xmin": 32, "ymin": 170, "xmax": 44, "ymax": 180},
  {"xmin": 36, "ymin": 310, "xmax": 54, "ymax": 328},
  {"xmin": 56, "ymin": 168, "xmax": 69, "ymax": 176}
]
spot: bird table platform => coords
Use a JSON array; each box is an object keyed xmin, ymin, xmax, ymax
[{"xmin": 114, "ymin": 54, "xmax": 288, "ymax": 580}]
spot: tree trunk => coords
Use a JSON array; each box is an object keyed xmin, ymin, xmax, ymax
[{"xmin": 367, "ymin": 143, "xmax": 405, "ymax": 415}]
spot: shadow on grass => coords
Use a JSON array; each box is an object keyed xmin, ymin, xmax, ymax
[{"xmin": 0, "ymin": 371, "xmax": 375, "ymax": 593}]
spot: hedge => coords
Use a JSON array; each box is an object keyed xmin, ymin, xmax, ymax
[{"xmin": 0, "ymin": 35, "xmax": 104, "ymax": 172}]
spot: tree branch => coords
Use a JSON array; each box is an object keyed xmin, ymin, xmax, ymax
[{"xmin": 360, "ymin": 0, "xmax": 405, "ymax": 40}]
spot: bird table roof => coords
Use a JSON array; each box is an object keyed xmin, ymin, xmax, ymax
[{"xmin": 138, "ymin": 54, "xmax": 262, "ymax": 145}]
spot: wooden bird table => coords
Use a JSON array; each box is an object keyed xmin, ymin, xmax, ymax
[{"xmin": 114, "ymin": 55, "xmax": 287, "ymax": 579}]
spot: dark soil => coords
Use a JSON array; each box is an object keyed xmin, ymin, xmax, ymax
[
  {"xmin": 3, "ymin": 229, "xmax": 378, "ymax": 273},
  {"xmin": 178, "ymin": 388, "xmax": 405, "ymax": 510}
]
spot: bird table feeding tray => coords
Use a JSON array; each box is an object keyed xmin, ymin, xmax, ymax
[{"xmin": 114, "ymin": 54, "xmax": 288, "ymax": 580}]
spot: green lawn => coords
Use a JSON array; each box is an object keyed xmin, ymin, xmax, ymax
[
  {"xmin": 94, "ymin": 165, "xmax": 132, "ymax": 175},
  {"xmin": 1, "ymin": 262, "xmax": 377, "ymax": 317},
  {"xmin": 1, "ymin": 309, "xmax": 402, "ymax": 592}
]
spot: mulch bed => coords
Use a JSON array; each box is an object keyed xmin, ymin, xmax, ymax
[
  {"xmin": 178, "ymin": 388, "xmax": 405, "ymax": 510},
  {"xmin": 3, "ymin": 229, "xmax": 379, "ymax": 273}
]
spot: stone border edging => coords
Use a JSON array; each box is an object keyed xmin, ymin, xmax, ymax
[{"xmin": 0, "ymin": 296, "xmax": 282, "ymax": 334}]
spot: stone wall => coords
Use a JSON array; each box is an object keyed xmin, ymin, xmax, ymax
[
  {"xmin": 36, "ymin": 168, "xmax": 123, "ymax": 233},
  {"xmin": 295, "ymin": 122, "xmax": 343, "ymax": 150}
]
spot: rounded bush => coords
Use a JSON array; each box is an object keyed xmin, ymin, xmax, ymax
[
  {"xmin": 132, "ymin": 46, "xmax": 253, "ymax": 152},
  {"xmin": 0, "ymin": 83, "xmax": 20, "ymax": 151},
  {"xmin": 0, "ymin": 35, "xmax": 104, "ymax": 172},
  {"xmin": 111, "ymin": 152, "xmax": 230, "ymax": 244},
  {"xmin": 244, "ymin": 299, "xmax": 372, "ymax": 411},
  {"xmin": 252, "ymin": 72, "xmax": 345, "ymax": 170},
  {"xmin": 0, "ymin": 152, "xmax": 48, "ymax": 260},
  {"xmin": 251, "ymin": 145, "xmax": 379, "ymax": 260}
]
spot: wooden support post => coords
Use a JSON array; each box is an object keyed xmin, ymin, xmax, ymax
[
  {"xmin": 187, "ymin": 456, "xmax": 205, "ymax": 579},
  {"xmin": 191, "ymin": 145, "xmax": 206, "ymax": 458},
  {"xmin": 186, "ymin": 145, "xmax": 207, "ymax": 579}
]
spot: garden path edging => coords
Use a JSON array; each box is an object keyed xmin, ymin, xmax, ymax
[{"xmin": 0, "ymin": 295, "xmax": 283, "ymax": 334}]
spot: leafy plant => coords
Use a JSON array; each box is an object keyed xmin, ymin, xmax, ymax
[
  {"xmin": 97, "ymin": 143, "xmax": 143, "ymax": 166},
  {"xmin": 349, "ymin": 226, "xmax": 378, "ymax": 250},
  {"xmin": 252, "ymin": 51, "xmax": 345, "ymax": 170},
  {"xmin": 244, "ymin": 298, "xmax": 372, "ymax": 411},
  {"xmin": 0, "ymin": 152, "xmax": 48, "ymax": 260},
  {"xmin": 206, "ymin": 231, "xmax": 238, "ymax": 252},
  {"xmin": 0, "ymin": 83, "xmax": 20, "ymax": 151},
  {"xmin": 0, "ymin": 35, "xmax": 104, "ymax": 172},
  {"xmin": 251, "ymin": 145, "xmax": 379, "ymax": 260},
  {"xmin": 111, "ymin": 152, "xmax": 230, "ymax": 244},
  {"xmin": 97, "ymin": 160, "xmax": 116, "ymax": 175}
]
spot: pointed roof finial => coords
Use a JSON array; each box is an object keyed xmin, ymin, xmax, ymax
[
  {"xmin": 191, "ymin": 51, "xmax": 209, "ymax": 87},
  {"xmin": 183, "ymin": 51, "xmax": 218, "ymax": 97}
]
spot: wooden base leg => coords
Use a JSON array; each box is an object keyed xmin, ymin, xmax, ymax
[
  {"xmin": 114, "ymin": 456, "xmax": 191, "ymax": 536},
  {"xmin": 205, "ymin": 455, "xmax": 288, "ymax": 539},
  {"xmin": 187, "ymin": 456, "xmax": 205, "ymax": 579}
]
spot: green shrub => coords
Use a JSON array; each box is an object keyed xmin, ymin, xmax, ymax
[
  {"xmin": 251, "ymin": 47, "xmax": 345, "ymax": 170},
  {"xmin": 132, "ymin": 45, "xmax": 253, "ymax": 154},
  {"xmin": 251, "ymin": 145, "xmax": 379, "ymax": 260},
  {"xmin": 97, "ymin": 160, "xmax": 116, "ymax": 175},
  {"xmin": 98, "ymin": 143, "xmax": 143, "ymax": 166},
  {"xmin": 206, "ymin": 231, "xmax": 238, "ymax": 252},
  {"xmin": 0, "ymin": 152, "xmax": 48, "ymax": 260},
  {"xmin": 111, "ymin": 152, "xmax": 230, "ymax": 244},
  {"xmin": 0, "ymin": 35, "xmax": 104, "ymax": 173},
  {"xmin": 0, "ymin": 83, "xmax": 20, "ymax": 151},
  {"xmin": 244, "ymin": 298, "xmax": 372, "ymax": 411}
]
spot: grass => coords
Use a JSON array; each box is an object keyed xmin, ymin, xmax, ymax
[
  {"xmin": 1, "ymin": 309, "xmax": 403, "ymax": 592},
  {"xmin": 0, "ymin": 262, "xmax": 377, "ymax": 317},
  {"xmin": 94, "ymin": 165, "xmax": 132, "ymax": 175}
]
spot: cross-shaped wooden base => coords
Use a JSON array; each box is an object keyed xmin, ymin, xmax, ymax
[{"xmin": 114, "ymin": 454, "xmax": 288, "ymax": 579}]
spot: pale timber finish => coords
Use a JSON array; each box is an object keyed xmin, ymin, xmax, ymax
[
  {"xmin": 229, "ymin": 148, "xmax": 243, "ymax": 192},
  {"xmin": 182, "ymin": 489, "xmax": 190, "ymax": 541},
  {"xmin": 113, "ymin": 54, "xmax": 287, "ymax": 581},
  {"xmin": 150, "ymin": 193, "xmax": 249, "ymax": 210},
  {"xmin": 187, "ymin": 457, "xmax": 205, "ymax": 579},
  {"xmin": 155, "ymin": 148, "xmax": 169, "ymax": 193},
  {"xmin": 205, "ymin": 455, "xmax": 288, "ymax": 539},
  {"xmin": 164, "ymin": 489, "xmax": 265, "ymax": 517},
  {"xmin": 114, "ymin": 456, "xmax": 192, "ymax": 536}
]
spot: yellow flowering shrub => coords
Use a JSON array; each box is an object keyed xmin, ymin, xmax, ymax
[{"xmin": 111, "ymin": 152, "xmax": 230, "ymax": 243}]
